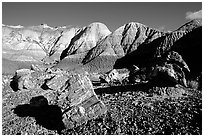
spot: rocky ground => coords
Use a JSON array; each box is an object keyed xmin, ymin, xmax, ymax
[
  {"xmin": 2, "ymin": 19, "xmax": 202, "ymax": 135},
  {"xmin": 2, "ymin": 73, "xmax": 202, "ymax": 135}
]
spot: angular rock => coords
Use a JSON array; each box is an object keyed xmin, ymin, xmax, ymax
[
  {"xmin": 99, "ymin": 69, "xmax": 129, "ymax": 84},
  {"xmin": 12, "ymin": 68, "xmax": 54, "ymax": 91},
  {"xmin": 11, "ymin": 68, "xmax": 106, "ymax": 129},
  {"xmin": 30, "ymin": 64, "xmax": 48, "ymax": 72},
  {"xmin": 165, "ymin": 51, "xmax": 190, "ymax": 73},
  {"xmin": 150, "ymin": 63, "xmax": 187, "ymax": 87},
  {"xmin": 128, "ymin": 65, "xmax": 148, "ymax": 83},
  {"xmin": 46, "ymin": 74, "xmax": 69, "ymax": 91},
  {"xmin": 54, "ymin": 73, "xmax": 107, "ymax": 129},
  {"xmin": 12, "ymin": 69, "xmax": 36, "ymax": 90}
]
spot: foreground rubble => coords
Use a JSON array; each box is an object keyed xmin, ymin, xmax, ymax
[{"xmin": 8, "ymin": 64, "xmax": 107, "ymax": 130}]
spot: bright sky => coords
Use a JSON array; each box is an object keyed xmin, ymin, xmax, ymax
[{"xmin": 2, "ymin": 2, "xmax": 202, "ymax": 31}]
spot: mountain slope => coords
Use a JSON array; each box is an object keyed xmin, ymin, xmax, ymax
[
  {"xmin": 114, "ymin": 19, "xmax": 202, "ymax": 76},
  {"xmin": 2, "ymin": 23, "xmax": 111, "ymax": 63},
  {"xmin": 60, "ymin": 22, "xmax": 111, "ymax": 60},
  {"xmin": 82, "ymin": 22, "xmax": 165, "ymax": 64}
]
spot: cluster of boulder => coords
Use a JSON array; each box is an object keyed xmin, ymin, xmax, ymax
[
  {"xmin": 10, "ymin": 64, "xmax": 107, "ymax": 129},
  {"xmin": 99, "ymin": 51, "xmax": 191, "ymax": 88}
]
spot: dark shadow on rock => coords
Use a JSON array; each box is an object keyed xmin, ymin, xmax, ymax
[
  {"xmin": 10, "ymin": 76, "xmax": 19, "ymax": 91},
  {"xmin": 94, "ymin": 80, "xmax": 177, "ymax": 95},
  {"xmin": 13, "ymin": 104, "xmax": 65, "ymax": 133},
  {"xmin": 94, "ymin": 83, "xmax": 152, "ymax": 95}
]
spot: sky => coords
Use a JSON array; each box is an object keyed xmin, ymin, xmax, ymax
[{"xmin": 2, "ymin": 2, "xmax": 202, "ymax": 32}]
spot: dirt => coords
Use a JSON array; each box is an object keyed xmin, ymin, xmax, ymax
[
  {"xmin": 2, "ymin": 72, "xmax": 202, "ymax": 135},
  {"xmin": 2, "ymin": 58, "xmax": 202, "ymax": 135}
]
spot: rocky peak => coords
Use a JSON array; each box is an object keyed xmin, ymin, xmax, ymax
[
  {"xmin": 82, "ymin": 22, "xmax": 165, "ymax": 64},
  {"xmin": 175, "ymin": 19, "xmax": 202, "ymax": 32},
  {"xmin": 60, "ymin": 22, "xmax": 111, "ymax": 60}
]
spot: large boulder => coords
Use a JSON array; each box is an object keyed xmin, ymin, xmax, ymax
[
  {"xmin": 11, "ymin": 68, "xmax": 107, "ymax": 129},
  {"xmin": 150, "ymin": 63, "xmax": 187, "ymax": 87},
  {"xmin": 11, "ymin": 68, "xmax": 54, "ymax": 91},
  {"xmin": 12, "ymin": 69, "xmax": 36, "ymax": 90},
  {"xmin": 53, "ymin": 73, "xmax": 107, "ymax": 128}
]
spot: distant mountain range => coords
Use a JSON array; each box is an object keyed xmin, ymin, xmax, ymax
[{"xmin": 2, "ymin": 19, "xmax": 202, "ymax": 76}]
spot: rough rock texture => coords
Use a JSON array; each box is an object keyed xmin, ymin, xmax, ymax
[
  {"xmin": 114, "ymin": 19, "xmax": 202, "ymax": 84},
  {"xmin": 150, "ymin": 63, "xmax": 187, "ymax": 87},
  {"xmin": 10, "ymin": 66, "xmax": 107, "ymax": 129},
  {"xmin": 60, "ymin": 22, "xmax": 111, "ymax": 60},
  {"xmin": 82, "ymin": 22, "xmax": 165, "ymax": 64},
  {"xmin": 114, "ymin": 19, "xmax": 201, "ymax": 68},
  {"xmin": 59, "ymin": 74, "xmax": 107, "ymax": 129},
  {"xmin": 11, "ymin": 68, "xmax": 54, "ymax": 91},
  {"xmin": 175, "ymin": 19, "xmax": 202, "ymax": 32},
  {"xmin": 99, "ymin": 69, "xmax": 129, "ymax": 84}
]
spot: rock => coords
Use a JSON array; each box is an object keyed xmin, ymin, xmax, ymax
[
  {"xmin": 150, "ymin": 63, "xmax": 187, "ymax": 87},
  {"xmin": 99, "ymin": 69, "xmax": 129, "ymax": 84},
  {"xmin": 30, "ymin": 96, "xmax": 48, "ymax": 107},
  {"xmin": 12, "ymin": 69, "xmax": 36, "ymax": 90},
  {"xmin": 12, "ymin": 68, "xmax": 54, "ymax": 91},
  {"xmin": 128, "ymin": 66, "xmax": 148, "ymax": 83},
  {"xmin": 46, "ymin": 74, "xmax": 69, "ymax": 91},
  {"xmin": 50, "ymin": 73, "xmax": 106, "ymax": 129},
  {"xmin": 165, "ymin": 51, "xmax": 190, "ymax": 73},
  {"xmin": 150, "ymin": 86, "xmax": 186, "ymax": 98},
  {"xmin": 100, "ymin": 69, "xmax": 119, "ymax": 84},
  {"xmin": 30, "ymin": 64, "xmax": 48, "ymax": 72},
  {"xmin": 11, "ymin": 67, "xmax": 107, "ymax": 129}
]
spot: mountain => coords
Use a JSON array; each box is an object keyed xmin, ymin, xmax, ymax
[
  {"xmin": 175, "ymin": 19, "xmax": 202, "ymax": 32},
  {"xmin": 2, "ymin": 22, "xmax": 111, "ymax": 63},
  {"xmin": 2, "ymin": 24, "xmax": 67, "ymax": 62},
  {"xmin": 114, "ymin": 19, "xmax": 202, "ymax": 76},
  {"xmin": 82, "ymin": 22, "xmax": 165, "ymax": 64},
  {"xmin": 60, "ymin": 22, "xmax": 111, "ymax": 60}
]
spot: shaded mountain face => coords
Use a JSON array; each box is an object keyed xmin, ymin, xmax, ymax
[
  {"xmin": 60, "ymin": 22, "xmax": 111, "ymax": 60},
  {"xmin": 82, "ymin": 22, "xmax": 165, "ymax": 64},
  {"xmin": 114, "ymin": 19, "xmax": 202, "ymax": 77},
  {"xmin": 2, "ymin": 23, "xmax": 111, "ymax": 63}
]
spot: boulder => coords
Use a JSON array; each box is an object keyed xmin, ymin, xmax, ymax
[
  {"xmin": 46, "ymin": 74, "xmax": 69, "ymax": 91},
  {"xmin": 30, "ymin": 64, "xmax": 48, "ymax": 72},
  {"xmin": 12, "ymin": 69, "xmax": 36, "ymax": 90},
  {"xmin": 165, "ymin": 51, "xmax": 190, "ymax": 73},
  {"xmin": 12, "ymin": 68, "xmax": 54, "ymax": 91},
  {"xmin": 150, "ymin": 63, "xmax": 187, "ymax": 87},
  {"xmin": 99, "ymin": 69, "xmax": 129, "ymax": 84},
  {"xmin": 55, "ymin": 73, "xmax": 107, "ymax": 128},
  {"xmin": 11, "ymin": 68, "xmax": 107, "ymax": 128}
]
